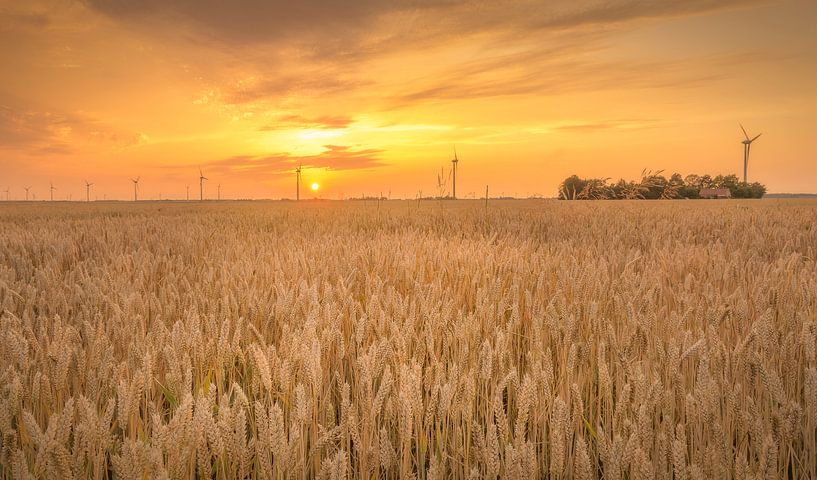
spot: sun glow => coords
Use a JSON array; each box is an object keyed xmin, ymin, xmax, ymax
[{"xmin": 311, "ymin": 182, "xmax": 320, "ymax": 191}]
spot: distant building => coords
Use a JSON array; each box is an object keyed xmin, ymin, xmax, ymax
[{"xmin": 699, "ymin": 188, "xmax": 731, "ymax": 199}]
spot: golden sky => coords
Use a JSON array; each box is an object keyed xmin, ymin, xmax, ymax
[{"xmin": 2, "ymin": 0, "xmax": 816, "ymax": 199}]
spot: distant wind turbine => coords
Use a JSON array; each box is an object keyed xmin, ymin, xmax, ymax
[
  {"xmin": 218, "ymin": 183, "xmax": 221, "ymax": 201},
  {"xmin": 295, "ymin": 164, "xmax": 302, "ymax": 201},
  {"xmin": 740, "ymin": 124, "xmax": 762, "ymax": 184},
  {"xmin": 4, "ymin": 187, "xmax": 8, "ymax": 201},
  {"xmin": 186, "ymin": 185, "xmax": 190, "ymax": 201},
  {"xmin": 131, "ymin": 176, "xmax": 140, "ymax": 201},
  {"xmin": 84, "ymin": 180, "xmax": 93, "ymax": 202},
  {"xmin": 24, "ymin": 186, "xmax": 31, "ymax": 201},
  {"xmin": 199, "ymin": 169, "xmax": 207, "ymax": 201},
  {"xmin": 50, "ymin": 182, "xmax": 56, "ymax": 202},
  {"xmin": 451, "ymin": 147, "xmax": 459, "ymax": 199}
]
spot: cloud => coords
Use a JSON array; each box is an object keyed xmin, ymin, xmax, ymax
[
  {"xmin": 84, "ymin": 0, "xmax": 439, "ymax": 44},
  {"xmin": 0, "ymin": 10, "xmax": 50, "ymax": 31},
  {"xmin": 0, "ymin": 105, "xmax": 145, "ymax": 155},
  {"xmin": 223, "ymin": 75, "xmax": 368, "ymax": 105},
  {"xmin": 259, "ymin": 114, "xmax": 354, "ymax": 131},
  {"xmin": 549, "ymin": 119, "xmax": 659, "ymax": 132},
  {"xmin": 84, "ymin": 0, "xmax": 763, "ymax": 51},
  {"xmin": 81, "ymin": 0, "xmax": 765, "ymax": 114},
  {"xmin": 71, "ymin": 0, "xmax": 768, "ymax": 122},
  {"xmin": 201, "ymin": 144, "xmax": 385, "ymax": 177},
  {"xmin": 389, "ymin": 52, "xmax": 761, "ymax": 105},
  {"xmin": 523, "ymin": 0, "xmax": 764, "ymax": 30}
]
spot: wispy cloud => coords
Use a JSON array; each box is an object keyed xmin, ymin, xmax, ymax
[
  {"xmin": 0, "ymin": 10, "xmax": 51, "ymax": 31},
  {"xmin": 258, "ymin": 114, "xmax": 355, "ymax": 131},
  {"xmin": 389, "ymin": 52, "xmax": 765, "ymax": 105},
  {"xmin": 199, "ymin": 145, "xmax": 385, "ymax": 178},
  {"xmin": 548, "ymin": 119, "xmax": 660, "ymax": 132},
  {"xmin": 0, "ymin": 106, "xmax": 146, "ymax": 155},
  {"xmin": 83, "ymin": 0, "xmax": 764, "ymax": 49}
]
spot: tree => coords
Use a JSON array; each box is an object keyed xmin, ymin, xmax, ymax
[
  {"xmin": 557, "ymin": 172, "xmax": 766, "ymax": 200},
  {"xmin": 749, "ymin": 182, "xmax": 766, "ymax": 198},
  {"xmin": 559, "ymin": 175, "xmax": 586, "ymax": 200},
  {"xmin": 684, "ymin": 174, "xmax": 700, "ymax": 187},
  {"xmin": 578, "ymin": 178, "xmax": 612, "ymax": 200}
]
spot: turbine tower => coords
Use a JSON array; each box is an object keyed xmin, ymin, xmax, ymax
[
  {"xmin": 218, "ymin": 184, "xmax": 221, "ymax": 201},
  {"xmin": 740, "ymin": 124, "xmax": 762, "ymax": 183},
  {"xmin": 131, "ymin": 177, "xmax": 140, "ymax": 201},
  {"xmin": 295, "ymin": 164, "xmax": 302, "ymax": 201},
  {"xmin": 451, "ymin": 147, "xmax": 459, "ymax": 199},
  {"xmin": 4, "ymin": 187, "xmax": 8, "ymax": 201},
  {"xmin": 186, "ymin": 185, "xmax": 190, "ymax": 201},
  {"xmin": 50, "ymin": 182, "xmax": 56, "ymax": 202},
  {"xmin": 199, "ymin": 169, "xmax": 207, "ymax": 201},
  {"xmin": 24, "ymin": 186, "xmax": 31, "ymax": 201},
  {"xmin": 84, "ymin": 180, "xmax": 93, "ymax": 202}
]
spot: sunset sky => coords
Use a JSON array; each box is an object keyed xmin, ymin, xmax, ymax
[{"xmin": 2, "ymin": 0, "xmax": 816, "ymax": 200}]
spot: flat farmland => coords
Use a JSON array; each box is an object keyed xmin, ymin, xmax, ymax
[{"xmin": 1, "ymin": 199, "xmax": 815, "ymax": 479}]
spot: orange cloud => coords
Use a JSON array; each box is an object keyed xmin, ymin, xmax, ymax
[{"xmin": 200, "ymin": 145, "xmax": 385, "ymax": 178}]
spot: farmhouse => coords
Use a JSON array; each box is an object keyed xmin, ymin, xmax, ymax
[{"xmin": 699, "ymin": 187, "xmax": 731, "ymax": 199}]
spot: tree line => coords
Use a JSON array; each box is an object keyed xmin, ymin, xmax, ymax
[{"xmin": 558, "ymin": 170, "xmax": 767, "ymax": 200}]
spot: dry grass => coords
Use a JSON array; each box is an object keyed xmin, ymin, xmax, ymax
[{"xmin": 1, "ymin": 199, "xmax": 815, "ymax": 479}]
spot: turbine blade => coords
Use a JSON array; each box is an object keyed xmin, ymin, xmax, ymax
[
  {"xmin": 751, "ymin": 133, "xmax": 762, "ymax": 142},
  {"xmin": 740, "ymin": 123, "xmax": 749, "ymax": 140}
]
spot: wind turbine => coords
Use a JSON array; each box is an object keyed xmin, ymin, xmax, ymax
[
  {"xmin": 24, "ymin": 186, "xmax": 31, "ymax": 201},
  {"xmin": 451, "ymin": 147, "xmax": 459, "ymax": 199},
  {"xmin": 4, "ymin": 187, "xmax": 8, "ymax": 201},
  {"xmin": 186, "ymin": 185, "xmax": 190, "ymax": 201},
  {"xmin": 199, "ymin": 168, "xmax": 207, "ymax": 201},
  {"xmin": 295, "ymin": 164, "xmax": 302, "ymax": 201},
  {"xmin": 50, "ymin": 182, "xmax": 56, "ymax": 201},
  {"xmin": 218, "ymin": 183, "xmax": 221, "ymax": 201},
  {"xmin": 84, "ymin": 180, "xmax": 93, "ymax": 202},
  {"xmin": 131, "ymin": 177, "xmax": 140, "ymax": 201},
  {"xmin": 740, "ymin": 124, "xmax": 762, "ymax": 184}
]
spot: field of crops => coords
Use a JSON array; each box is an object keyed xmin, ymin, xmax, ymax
[{"xmin": 1, "ymin": 199, "xmax": 815, "ymax": 479}]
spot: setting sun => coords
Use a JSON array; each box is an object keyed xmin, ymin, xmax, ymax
[{"xmin": 311, "ymin": 182, "xmax": 320, "ymax": 191}]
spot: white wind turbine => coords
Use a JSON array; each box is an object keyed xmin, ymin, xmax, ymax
[
  {"xmin": 451, "ymin": 147, "xmax": 460, "ymax": 199},
  {"xmin": 84, "ymin": 180, "xmax": 93, "ymax": 202},
  {"xmin": 199, "ymin": 169, "xmax": 207, "ymax": 201},
  {"xmin": 131, "ymin": 177, "xmax": 140, "ymax": 201},
  {"xmin": 295, "ymin": 164, "xmax": 302, "ymax": 201},
  {"xmin": 50, "ymin": 182, "xmax": 56, "ymax": 201},
  {"xmin": 740, "ymin": 124, "xmax": 762, "ymax": 183}
]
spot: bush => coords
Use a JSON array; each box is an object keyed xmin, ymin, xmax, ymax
[{"xmin": 559, "ymin": 172, "xmax": 766, "ymax": 199}]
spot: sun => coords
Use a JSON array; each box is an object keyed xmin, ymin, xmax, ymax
[{"xmin": 311, "ymin": 182, "xmax": 320, "ymax": 191}]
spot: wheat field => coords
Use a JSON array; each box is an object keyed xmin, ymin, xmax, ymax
[{"xmin": 0, "ymin": 199, "xmax": 815, "ymax": 479}]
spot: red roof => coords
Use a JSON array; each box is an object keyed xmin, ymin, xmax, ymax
[{"xmin": 700, "ymin": 188, "xmax": 731, "ymax": 198}]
